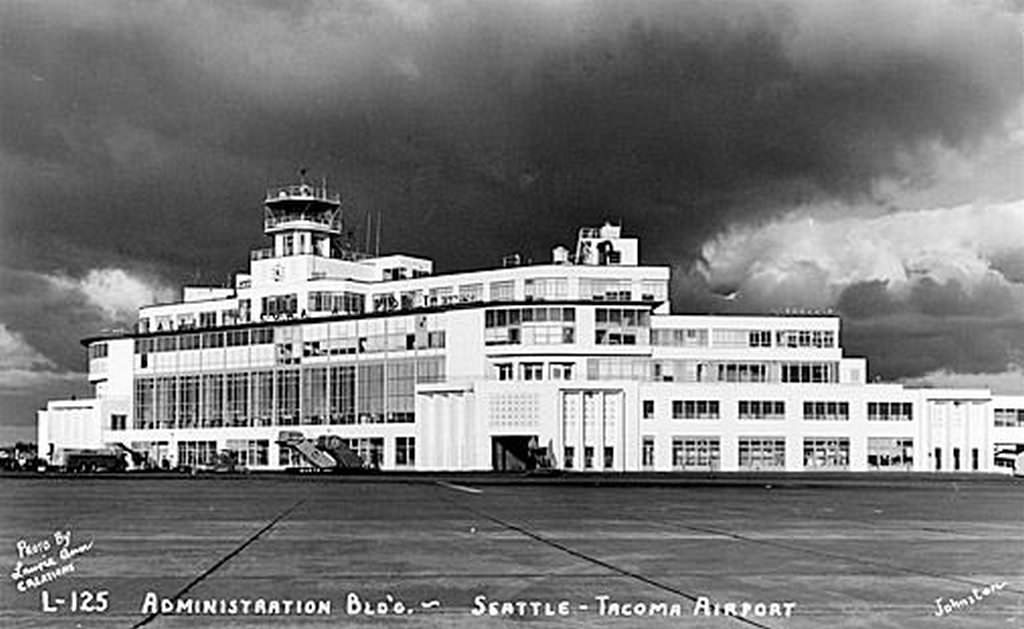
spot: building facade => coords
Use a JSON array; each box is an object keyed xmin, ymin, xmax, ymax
[{"xmin": 37, "ymin": 181, "xmax": 1024, "ymax": 472}]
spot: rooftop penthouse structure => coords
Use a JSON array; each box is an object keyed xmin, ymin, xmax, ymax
[{"xmin": 38, "ymin": 177, "xmax": 1024, "ymax": 473}]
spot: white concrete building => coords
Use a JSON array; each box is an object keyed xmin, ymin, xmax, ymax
[{"xmin": 38, "ymin": 179, "xmax": 1024, "ymax": 472}]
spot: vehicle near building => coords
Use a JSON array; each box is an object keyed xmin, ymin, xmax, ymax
[{"xmin": 49, "ymin": 447, "xmax": 128, "ymax": 473}]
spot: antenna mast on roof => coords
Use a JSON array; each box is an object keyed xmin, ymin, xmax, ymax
[{"xmin": 375, "ymin": 211, "xmax": 382, "ymax": 256}]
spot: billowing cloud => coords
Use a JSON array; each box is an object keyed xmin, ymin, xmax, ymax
[
  {"xmin": 0, "ymin": 323, "xmax": 56, "ymax": 371},
  {"xmin": 698, "ymin": 199, "xmax": 1024, "ymax": 313},
  {"xmin": 0, "ymin": 323, "xmax": 82, "ymax": 393},
  {"xmin": 45, "ymin": 268, "xmax": 175, "ymax": 322}
]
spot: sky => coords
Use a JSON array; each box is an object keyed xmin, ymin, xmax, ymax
[{"xmin": 1, "ymin": 0, "xmax": 1022, "ymax": 443}]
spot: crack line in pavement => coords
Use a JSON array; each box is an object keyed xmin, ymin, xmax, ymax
[
  {"xmin": 131, "ymin": 496, "xmax": 308, "ymax": 629},
  {"xmin": 437, "ymin": 489, "xmax": 776, "ymax": 629},
  {"xmin": 651, "ymin": 519, "xmax": 1024, "ymax": 596},
  {"xmin": 436, "ymin": 480, "xmax": 484, "ymax": 494}
]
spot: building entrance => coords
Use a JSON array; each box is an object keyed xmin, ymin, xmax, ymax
[{"xmin": 491, "ymin": 436, "xmax": 540, "ymax": 472}]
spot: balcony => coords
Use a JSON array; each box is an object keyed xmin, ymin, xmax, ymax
[
  {"xmin": 265, "ymin": 184, "xmax": 340, "ymax": 205},
  {"xmin": 264, "ymin": 213, "xmax": 341, "ymax": 232}
]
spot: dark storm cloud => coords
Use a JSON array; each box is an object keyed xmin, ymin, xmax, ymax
[
  {"xmin": 2, "ymin": 0, "xmax": 1020, "ymax": 276},
  {"xmin": 842, "ymin": 314, "xmax": 1024, "ymax": 380},
  {"xmin": 834, "ymin": 272, "xmax": 1024, "ymax": 378}
]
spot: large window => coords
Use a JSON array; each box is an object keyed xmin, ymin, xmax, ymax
[
  {"xmin": 581, "ymin": 278, "xmax": 631, "ymax": 301},
  {"xmin": 803, "ymin": 438, "xmax": 850, "ymax": 470},
  {"xmin": 485, "ymin": 307, "xmax": 575, "ymax": 346},
  {"xmin": 201, "ymin": 374, "xmax": 224, "ymax": 427},
  {"xmin": 673, "ymin": 400, "xmax": 720, "ymax": 420},
  {"xmin": 672, "ymin": 438, "xmax": 720, "ymax": 471},
  {"xmin": 775, "ymin": 329, "xmax": 835, "ymax": 348},
  {"xmin": 178, "ymin": 375, "xmax": 200, "ymax": 428},
  {"xmin": 715, "ymin": 363, "xmax": 768, "ymax": 383},
  {"xmin": 154, "ymin": 376, "xmax": 176, "ymax": 429},
  {"xmin": 201, "ymin": 331, "xmax": 224, "ymax": 349},
  {"xmin": 994, "ymin": 408, "xmax": 1024, "ymax": 427},
  {"xmin": 651, "ymin": 328, "xmax": 708, "ymax": 347},
  {"xmin": 781, "ymin": 362, "xmax": 837, "ymax": 383},
  {"xmin": 226, "ymin": 329, "xmax": 249, "ymax": 347},
  {"xmin": 262, "ymin": 294, "xmax": 298, "ymax": 318},
  {"xmin": 225, "ymin": 373, "xmax": 249, "ymax": 426},
  {"xmin": 88, "ymin": 343, "xmax": 108, "ymax": 359},
  {"xmin": 226, "ymin": 439, "xmax": 269, "ymax": 467},
  {"xmin": 357, "ymin": 362, "xmax": 385, "ymax": 423},
  {"xmin": 867, "ymin": 438, "xmax": 914, "ymax": 470},
  {"xmin": 868, "ymin": 402, "xmax": 913, "ymax": 421},
  {"xmin": 308, "ymin": 291, "xmax": 365, "ymax": 315},
  {"xmin": 524, "ymin": 278, "xmax": 568, "ymax": 300},
  {"xmin": 549, "ymin": 363, "xmax": 574, "ymax": 380},
  {"xmin": 738, "ymin": 438, "xmax": 786, "ymax": 470},
  {"xmin": 252, "ymin": 371, "xmax": 274, "ymax": 426},
  {"xmin": 586, "ymin": 357, "xmax": 650, "ymax": 381},
  {"xmin": 301, "ymin": 367, "xmax": 328, "ymax": 425},
  {"xmin": 521, "ymin": 363, "xmax": 543, "ymax": 381},
  {"xmin": 595, "ymin": 308, "xmax": 650, "ymax": 345},
  {"xmin": 276, "ymin": 369, "xmax": 300, "ymax": 426},
  {"xmin": 329, "ymin": 365, "xmax": 356, "ymax": 424},
  {"xmin": 458, "ymin": 283, "xmax": 484, "ymax": 303},
  {"xmin": 279, "ymin": 444, "xmax": 304, "ymax": 468},
  {"xmin": 738, "ymin": 400, "xmax": 785, "ymax": 420},
  {"xmin": 134, "ymin": 378, "xmax": 154, "ymax": 429},
  {"xmin": 642, "ymin": 400, "xmax": 655, "ymax": 419},
  {"xmin": 489, "ymin": 280, "xmax": 515, "ymax": 302},
  {"xmin": 642, "ymin": 437, "xmax": 655, "ymax": 469},
  {"xmin": 386, "ymin": 360, "xmax": 416, "ymax": 423},
  {"xmin": 711, "ymin": 328, "xmax": 751, "ymax": 348},
  {"xmin": 803, "ymin": 401, "xmax": 849, "ymax": 421},
  {"xmin": 395, "ymin": 436, "xmax": 416, "ymax": 467},
  {"xmin": 178, "ymin": 441, "xmax": 217, "ymax": 468},
  {"xmin": 109, "ymin": 414, "xmax": 127, "ymax": 430}
]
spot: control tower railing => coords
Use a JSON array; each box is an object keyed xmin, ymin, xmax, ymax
[
  {"xmin": 265, "ymin": 184, "xmax": 341, "ymax": 205},
  {"xmin": 264, "ymin": 213, "xmax": 341, "ymax": 231}
]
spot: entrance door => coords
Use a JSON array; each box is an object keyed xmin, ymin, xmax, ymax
[{"xmin": 491, "ymin": 436, "xmax": 535, "ymax": 472}]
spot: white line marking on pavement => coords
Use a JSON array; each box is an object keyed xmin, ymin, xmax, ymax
[{"xmin": 436, "ymin": 481, "xmax": 483, "ymax": 494}]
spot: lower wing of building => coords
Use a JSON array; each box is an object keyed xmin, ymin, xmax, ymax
[{"xmin": 38, "ymin": 302, "xmax": 1024, "ymax": 474}]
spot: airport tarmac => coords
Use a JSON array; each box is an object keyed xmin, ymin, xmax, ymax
[{"xmin": 1, "ymin": 474, "xmax": 1021, "ymax": 628}]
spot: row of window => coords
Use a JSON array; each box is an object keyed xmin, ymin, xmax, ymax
[
  {"xmin": 136, "ymin": 328, "xmax": 275, "ymax": 353},
  {"xmin": 370, "ymin": 277, "xmax": 659, "ymax": 312},
  {"xmin": 650, "ymin": 327, "xmax": 836, "ymax": 348},
  {"xmin": 142, "ymin": 302, "xmax": 249, "ymax": 334},
  {"xmin": 308, "ymin": 291, "xmax": 366, "ymax": 315},
  {"xmin": 485, "ymin": 307, "xmax": 577, "ymax": 327},
  {"xmin": 994, "ymin": 408, "xmax": 1024, "ymax": 427},
  {"xmin": 88, "ymin": 343, "xmax": 109, "ymax": 359},
  {"xmin": 647, "ymin": 360, "xmax": 839, "ymax": 384},
  {"xmin": 484, "ymin": 307, "xmax": 577, "ymax": 346},
  {"xmin": 136, "ymin": 327, "xmax": 447, "ymax": 359},
  {"xmin": 494, "ymin": 362, "xmax": 575, "ymax": 381},
  {"xmin": 641, "ymin": 400, "xmax": 907, "ymax": 421},
  {"xmin": 131, "ymin": 358, "xmax": 443, "ymax": 429},
  {"xmin": 636, "ymin": 437, "xmax": 926, "ymax": 470}
]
